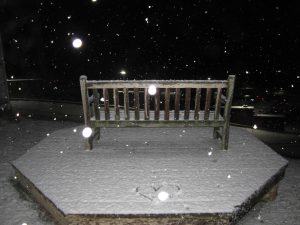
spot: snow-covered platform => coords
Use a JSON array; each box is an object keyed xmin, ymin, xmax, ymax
[{"xmin": 12, "ymin": 126, "xmax": 288, "ymax": 225}]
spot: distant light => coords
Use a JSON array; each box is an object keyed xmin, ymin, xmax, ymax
[
  {"xmin": 82, "ymin": 127, "xmax": 92, "ymax": 138},
  {"xmin": 21, "ymin": 223, "xmax": 28, "ymax": 225},
  {"xmin": 145, "ymin": 17, "xmax": 149, "ymax": 23},
  {"xmin": 18, "ymin": 87, "xmax": 22, "ymax": 91},
  {"xmin": 72, "ymin": 38, "xmax": 82, "ymax": 48},
  {"xmin": 100, "ymin": 97, "xmax": 105, "ymax": 102},
  {"xmin": 16, "ymin": 113, "xmax": 20, "ymax": 117},
  {"xmin": 120, "ymin": 70, "xmax": 126, "ymax": 75},
  {"xmin": 91, "ymin": 0, "xmax": 97, "ymax": 2},
  {"xmin": 67, "ymin": 15, "xmax": 71, "ymax": 19},
  {"xmin": 208, "ymin": 151, "xmax": 212, "ymax": 156},
  {"xmin": 148, "ymin": 85, "xmax": 157, "ymax": 95},
  {"xmin": 73, "ymin": 128, "xmax": 77, "ymax": 133},
  {"xmin": 245, "ymin": 70, "xmax": 249, "ymax": 74},
  {"xmin": 46, "ymin": 133, "xmax": 50, "ymax": 136},
  {"xmin": 227, "ymin": 174, "xmax": 231, "ymax": 179},
  {"xmin": 291, "ymin": 84, "xmax": 294, "ymax": 88},
  {"xmin": 253, "ymin": 124, "xmax": 258, "ymax": 129},
  {"xmin": 158, "ymin": 191, "xmax": 169, "ymax": 201},
  {"xmin": 11, "ymin": 75, "xmax": 14, "ymax": 79}
]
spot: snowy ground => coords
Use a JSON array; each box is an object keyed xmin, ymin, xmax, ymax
[{"xmin": 0, "ymin": 119, "xmax": 299, "ymax": 225}]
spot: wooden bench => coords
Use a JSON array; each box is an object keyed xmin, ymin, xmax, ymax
[{"xmin": 80, "ymin": 75, "xmax": 235, "ymax": 150}]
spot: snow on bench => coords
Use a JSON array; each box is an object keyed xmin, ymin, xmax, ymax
[{"xmin": 80, "ymin": 75, "xmax": 235, "ymax": 150}]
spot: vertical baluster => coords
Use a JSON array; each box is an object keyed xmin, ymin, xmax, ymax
[
  {"xmin": 144, "ymin": 88, "xmax": 150, "ymax": 120},
  {"xmin": 174, "ymin": 88, "xmax": 180, "ymax": 120},
  {"xmin": 103, "ymin": 88, "xmax": 110, "ymax": 120},
  {"xmin": 134, "ymin": 88, "xmax": 140, "ymax": 120},
  {"xmin": 184, "ymin": 88, "xmax": 191, "ymax": 120},
  {"xmin": 154, "ymin": 88, "xmax": 160, "ymax": 120},
  {"xmin": 194, "ymin": 88, "xmax": 201, "ymax": 120},
  {"xmin": 124, "ymin": 88, "xmax": 129, "ymax": 120},
  {"xmin": 113, "ymin": 88, "xmax": 120, "ymax": 120},
  {"xmin": 164, "ymin": 88, "xmax": 170, "ymax": 120},
  {"xmin": 93, "ymin": 89, "xmax": 100, "ymax": 120},
  {"xmin": 214, "ymin": 88, "xmax": 222, "ymax": 120},
  {"xmin": 204, "ymin": 88, "xmax": 212, "ymax": 120}
]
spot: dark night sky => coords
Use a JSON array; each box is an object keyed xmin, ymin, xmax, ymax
[{"xmin": 1, "ymin": 0, "xmax": 300, "ymax": 99}]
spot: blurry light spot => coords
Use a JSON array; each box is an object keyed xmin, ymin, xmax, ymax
[
  {"xmin": 227, "ymin": 174, "xmax": 231, "ymax": 179},
  {"xmin": 16, "ymin": 113, "xmax": 20, "ymax": 117},
  {"xmin": 253, "ymin": 124, "xmax": 258, "ymax": 129},
  {"xmin": 148, "ymin": 85, "xmax": 157, "ymax": 95},
  {"xmin": 72, "ymin": 38, "xmax": 82, "ymax": 48},
  {"xmin": 158, "ymin": 191, "xmax": 169, "ymax": 201},
  {"xmin": 46, "ymin": 133, "xmax": 50, "ymax": 136},
  {"xmin": 82, "ymin": 127, "xmax": 92, "ymax": 138},
  {"xmin": 91, "ymin": 0, "xmax": 97, "ymax": 2},
  {"xmin": 18, "ymin": 87, "xmax": 22, "ymax": 91},
  {"xmin": 120, "ymin": 70, "xmax": 126, "ymax": 75},
  {"xmin": 100, "ymin": 97, "xmax": 105, "ymax": 102},
  {"xmin": 73, "ymin": 128, "xmax": 77, "ymax": 133},
  {"xmin": 208, "ymin": 151, "xmax": 212, "ymax": 156}
]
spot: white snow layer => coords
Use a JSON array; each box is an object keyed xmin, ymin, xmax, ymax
[{"xmin": 0, "ymin": 120, "xmax": 300, "ymax": 225}]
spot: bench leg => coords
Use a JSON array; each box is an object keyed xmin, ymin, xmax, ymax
[
  {"xmin": 213, "ymin": 127, "xmax": 220, "ymax": 139},
  {"xmin": 85, "ymin": 138, "xmax": 93, "ymax": 150},
  {"xmin": 96, "ymin": 127, "xmax": 100, "ymax": 141},
  {"xmin": 222, "ymin": 126, "xmax": 229, "ymax": 150}
]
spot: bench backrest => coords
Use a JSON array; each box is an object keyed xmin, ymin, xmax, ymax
[{"xmin": 80, "ymin": 75, "xmax": 235, "ymax": 128}]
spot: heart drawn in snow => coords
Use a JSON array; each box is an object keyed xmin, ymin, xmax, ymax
[{"xmin": 136, "ymin": 182, "xmax": 181, "ymax": 202}]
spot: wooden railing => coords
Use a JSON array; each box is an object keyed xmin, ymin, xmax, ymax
[{"xmin": 80, "ymin": 75, "xmax": 235, "ymax": 150}]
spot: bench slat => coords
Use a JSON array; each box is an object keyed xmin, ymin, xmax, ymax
[
  {"xmin": 90, "ymin": 119, "xmax": 225, "ymax": 128},
  {"xmin": 87, "ymin": 80, "xmax": 228, "ymax": 89},
  {"xmin": 113, "ymin": 88, "xmax": 120, "ymax": 120},
  {"xmin": 174, "ymin": 88, "xmax": 180, "ymax": 120},
  {"xmin": 124, "ymin": 88, "xmax": 129, "ymax": 120},
  {"xmin": 164, "ymin": 88, "xmax": 170, "ymax": 120},
  {"xmin": 184, "ymin": 88, "xmax": 191, "ymax": 120},
  {"xmin": 154, "ymin": 88, "xmax": 160, "ymax": 120},
  {"xmin": 204, "ymin": 88, "xmax": 212, "ymax": 120},
  {"xmin": 134, "ymin": 88, "xmax": 140, "ymax": 120},
  {"xmin": 144, "ymin": 88, "xmax": 150, "ymax": 120},
  {"xmin": 194, "ymin": 88, "xmax": 201, "ymax": 120},
  {"xmin": 103, "ymin": 88, "xmax": 110, "ymax": 120}
]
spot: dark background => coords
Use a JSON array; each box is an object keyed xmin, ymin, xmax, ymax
[{"xmin": 1, "ymin": 0, "xmax": 300, "ymax": 102}]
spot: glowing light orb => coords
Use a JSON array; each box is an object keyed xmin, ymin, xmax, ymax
[
  {"xmin": 82, "ymin": 127, "xmax": 92, "ymax": 138},
  {"xmin": 72, "ymin": 38, "xmax": 82, "ymax": 48},
  {"xmin": 158, "ymin": 191, "xmax": 169, "ymax": 201},
  {"xmin": 148, "ymin": 85, "xmax": 157, "ymax": 95},
  {"xmin": 253, "ymin": 124, "xmax": 258, "ymax": 129},
  {"xmin": 120, "ymin": 70, "xmax": 126, "ymax": 75},
  {"xmin": 91, "ymin": 0, "xmax": 97, "ymax": 2}
]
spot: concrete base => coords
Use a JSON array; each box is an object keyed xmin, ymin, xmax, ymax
[{"xmin": 12, "ymin": 126, "xmax": 288, "ymax": 225}]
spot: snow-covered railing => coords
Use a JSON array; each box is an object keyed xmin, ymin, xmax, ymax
[{"xmin": 80, "ymin": 75, "xmax": 235, "ymax": 150}]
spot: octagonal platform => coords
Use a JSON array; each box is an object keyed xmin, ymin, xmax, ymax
[{"xmin": 12, "ymin": 126, "xmax": 288, "ymax": 225}]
